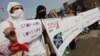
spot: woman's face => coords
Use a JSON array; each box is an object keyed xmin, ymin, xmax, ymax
[{"xmin": 11, "ymin": 5, "xmax": 23, "ymax": 14}]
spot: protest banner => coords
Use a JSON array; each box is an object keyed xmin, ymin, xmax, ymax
[
  {"xmin": 42, "ymin": 18, "xmax": 63, "ymax": 56},
  {"xmin": 42, "ymin": 16, "xmax": 82, "ymax": 56},
  {"xmin": 12, "ymin": 19, "xmax": 42, "ymax": 44},
  {"xmin": 60, "ymin": 16, "xmax": 82, "ymax": 53},
  {"xmin": 79, "ymin": 7, "xmax": 100, "ymax": 28},
  {"xmin": 0, "ymin": 7, "xmax": 100, "ymax": 56}
]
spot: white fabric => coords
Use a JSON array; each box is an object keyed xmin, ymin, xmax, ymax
[
  {"xmin": 10, "ymin": 9, "xmax": 25, "ymax": 20},
  {"xmin": 28, "ymin": 38, "xmax": 46, "ymax": 56},
  {"xmin": 0, "ymin": 21, "xmax": 11, "ymax": 56},
  {"xmin": 0, "ymin": 2, "xmax": 24, "ymax": 55},
  {"xmin": 7, "ymin": 2, "xmax": 24, "ymax": 21},
  {"xmin": 7, "ymin": 2, "xmax": 21, "ymax": 18}
]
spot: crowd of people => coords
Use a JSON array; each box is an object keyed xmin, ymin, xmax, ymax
[{"xmin": 0, "ymin": 0, "xmax": 100, "ymax": 56}]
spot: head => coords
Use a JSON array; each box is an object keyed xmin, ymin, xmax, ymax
[
  {"xmin": 76, "ymin": 5, "xmax": 82, "ymax": 11},
  {"xmin": 7, "ymin": 2, "xmax": 25, "ymax": 20},
  {"xmin": 49, "ymin": 9, "xmax": 58, "ymax": 18},
  {"xmin": 35, "ymin": 5, "xmax": 46, "ymax": 19},
  {"xmin": 64, "ymin": 6, "xmax": 71, "ymax": 14}
]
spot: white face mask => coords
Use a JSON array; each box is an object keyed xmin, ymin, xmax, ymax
[{"xmin": 10, "ymin": 9, "xmax": 25, "ymax": 20}]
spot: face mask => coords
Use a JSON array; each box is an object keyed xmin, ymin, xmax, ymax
[
  {"xmin": 40, "ymin": 11, "xmax": 46, "ymax": 15},
  {"xmin": 10, "ymin": 9, "xmax": 25, "ymax": 20},
  {"xmin": 39, "ymin": 11, "xmax": 46, "ymax": 18}
]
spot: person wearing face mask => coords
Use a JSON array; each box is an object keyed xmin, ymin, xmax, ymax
[
  {"xmin": 35, "ymin": 5, "xmax": 56, "ymax": 56},
  {"xmin": 35, "ymin": 5, "xmax": 47, "ymax": 19},
  {"xmin": 22, "ymin": 5, "xmax": 46, "ymax": 56},
  {"xmin": 1, "ymin": 2, "xmax": 47, "ymax": 56},
  {"xmin": 0, "ymin": 2, "xmax": 28, "ymax": 56},
  {"xmin": 7, "ymin": 2, "xmax": 25, "ymax": 21}
]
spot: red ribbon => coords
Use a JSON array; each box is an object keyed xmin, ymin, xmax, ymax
[
  {"xmin": 0, "ymin": 51, "xmax": 3, "ymax": 55},
  {"xmin": 8, "ymin": 21, "xmax": 28, "ymax": 55},
  {"xmin": 8, "ymin": 42, "xmax": 28, "ymax": 52}
]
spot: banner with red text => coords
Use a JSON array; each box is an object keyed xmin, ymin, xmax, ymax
[{"xmin": 42, "ymin": 16, "xmax": 82, "ymax": 56}]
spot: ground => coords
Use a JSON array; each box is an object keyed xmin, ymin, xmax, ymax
[{"xmin": 68, "ymin": 30, "xmax": 100, "ymax": 56}]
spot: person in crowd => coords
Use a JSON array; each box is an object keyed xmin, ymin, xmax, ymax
[
  {"xmin": 0, "ymin": 2, "xmax": 27, "ymax": 56},
  {"xmin": 59, "ymin": 8, "xmax": 67, "ymax": 18},
  {"xmin": 64, "ymin": 6, "xmax": 77, "ymax": 50},
  {"xmin": 94, "ymin": 2, "xmax": 98, "ymax": 8},
  {"xmin": 89, "ymin": 2, "xmax": 95, "ymax": 9},
  {"xmin": 48, "ymin": 9, "xmax": 59, "ymax": 18},
  {"xmin": 35, "ymin": 5, "xmax": 56, "ymax": 56},
  {"xmin": 64, "ymin": 6, "xmax": 75, "ymax": 16},
  {"xmin": 35, "ymin": 5, "xmax": 47, "ymax": 19},
  {"xmin": 26, "ymin": 5, "xmax": 47, "ymax": 56},
  {"xmin": 92, "ymin": 2, "xmax": 99, "ymax": 29},
  {"xmin": 75, "ymin": 5, "xmax": 83, "ymax": 15},
  {"xmin": 83, "ymin": 2, "xmax": 90, "ymax": 11},
  {"xmin": 88, "ymin": 2, "xmax": 98, "ymax": 30},
  {"xmin": 1, "ymin": 2, "xmax": 46, "ymax": 56}
]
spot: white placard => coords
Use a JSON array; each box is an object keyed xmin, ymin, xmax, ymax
[
  {"xmin": 42, "ymin": 16, "xmax": 82, "ymax": 56},
  {"xmin": 79, "ymin": 7, "xmax": 100, "ymax": 28},
  {"xmin": 13, "ymin": 19, "xmax": 42, "ymax": 44}
]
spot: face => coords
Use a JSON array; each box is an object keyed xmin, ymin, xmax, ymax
[{"xmin": 10, "ymin": 5, "xmax": 23, "ymax": 14}]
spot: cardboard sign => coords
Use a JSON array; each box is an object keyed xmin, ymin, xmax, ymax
[{"xmin": 13, "ymin": 19, "xmax": 42, "ymax": 44}]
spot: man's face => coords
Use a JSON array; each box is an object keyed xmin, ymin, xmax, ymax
[{"xmin": 11, "ymin": 5, "xmax": 23, "ymax": 14}]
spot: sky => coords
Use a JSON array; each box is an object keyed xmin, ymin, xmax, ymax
[{"xmin": 0, "ymin": 0, "xmax": 68, "ymax": 20}]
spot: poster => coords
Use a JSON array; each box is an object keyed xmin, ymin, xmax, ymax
[
  {"xmin": 42, "ymin": 18, "xmax": 63, "ymax": 56},
  {"xmin": 13, "ymin": 19, "xmax": 42, "ymax": 44},
  {"xmin": 42, "ymin": 16, "xmax": 82, "ymax": 56},
  {"xmin": 79, "ymin": 7, "xmax": 100, "ymax": 28},
  {"xmin": 60, "ymin": 16, "xmax": 82, "ymax": 53}
]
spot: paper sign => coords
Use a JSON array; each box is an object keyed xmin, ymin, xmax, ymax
[{"xmin": 13, "ymin": 19, "xmax": 42, "ymax": 44}]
